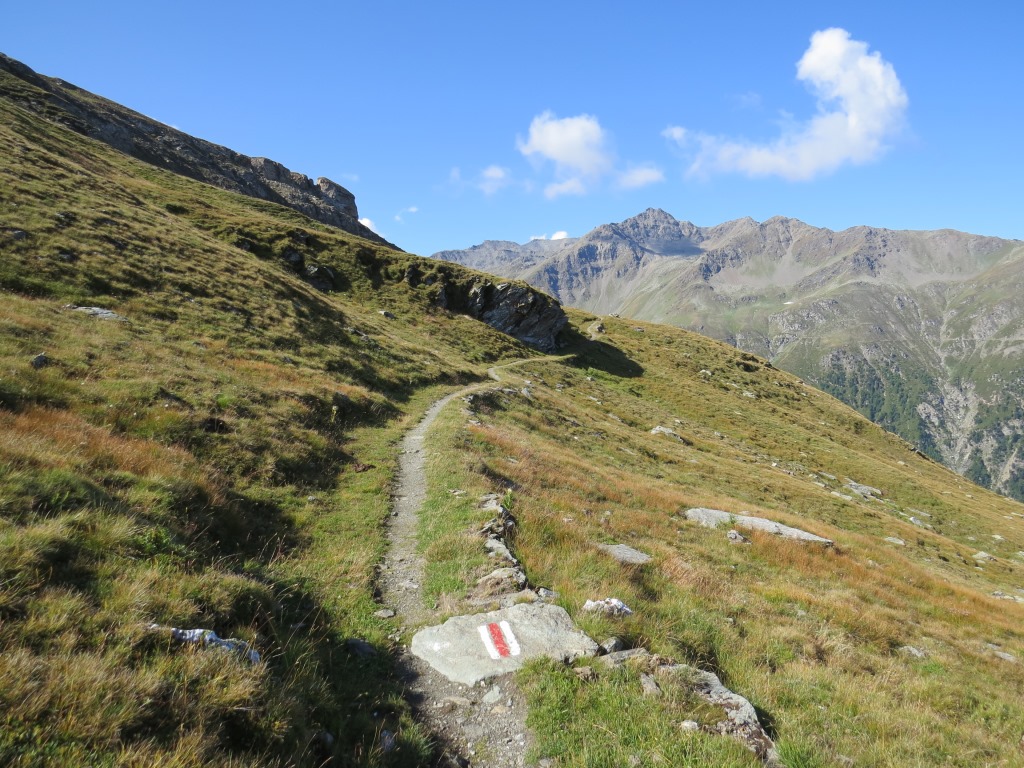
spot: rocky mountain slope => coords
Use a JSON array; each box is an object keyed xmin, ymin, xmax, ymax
[
  {"xmin": 0, "ymin": 53, "xmax": 394, "ymax": 248},
  {"xmin": 436, "ymin": 209, "xmax": 1024, "ymax": 500}
]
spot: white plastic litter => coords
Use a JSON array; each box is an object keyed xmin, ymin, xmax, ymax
[
  {"xmin": 154, "ymin": 625, "xmax": 260, "ymax": 663},
  {"xmin": 582, "ymin": 598, "xmax": 633, "ymax": 617}
]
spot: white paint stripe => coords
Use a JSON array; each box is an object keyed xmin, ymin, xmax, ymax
[
  {"xmin": 477, "ymin": 624, "xmax": 500, "ymax": 659},
  {"xmin": 499, "ymin": 621, "xmax": 521, "ymax": 656}
]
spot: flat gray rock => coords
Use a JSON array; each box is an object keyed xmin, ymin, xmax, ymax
[
  {"xmin": 411, "ymin": 602, "xmax": 599, "ymax": 686},
  {"xmin": 685, "ymin": 508, "xmax": 833, "ymax": 546},
  {"xmin": 596, "ymin": 543, "xmax": 652, "ymax": 565}
]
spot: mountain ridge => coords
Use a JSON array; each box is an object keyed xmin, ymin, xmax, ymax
[
  {"xmin": 0, "ymin": 52, "xmax": 395, "ymax": 248},
  {"xmin": 436, "ymin": 209, "xmax": 1024, "ymax": 500}
]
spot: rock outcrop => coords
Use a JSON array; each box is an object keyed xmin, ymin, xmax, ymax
[
  {"xmin": 0, "ymin": 54, "xmax": 394, "ymax": 248},
  {"xmin": 435, "ymin": 276, "xmax": 567, "ymax": 352}
]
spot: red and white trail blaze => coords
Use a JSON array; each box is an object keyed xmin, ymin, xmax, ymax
[{"xmin": 477, "ymin": 621, "xmax": 521, "ymax": 659}]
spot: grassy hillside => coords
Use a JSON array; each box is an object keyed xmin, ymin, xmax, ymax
[
  {"xmin": 0, "ymin": 85, "xmax": 538, "ymax": 766},
  {"xmin": 417, "ymin": 315, "xmax": 1024, "ymax": 766},
  {"xmin": 3, "ymin": 69, "xmax": 1024, "ymax": 767}
]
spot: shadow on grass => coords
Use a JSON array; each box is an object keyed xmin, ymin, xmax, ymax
[{"xmin": 559, "ymin": 327, "xmax": 644, "ymax": 378}]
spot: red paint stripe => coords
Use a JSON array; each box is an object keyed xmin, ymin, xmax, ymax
[{"xmin": 487, "ymin": 622, "xmax": 510, "ymax": 657}]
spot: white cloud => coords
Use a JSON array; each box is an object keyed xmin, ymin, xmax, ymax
[
  {"xmin": 667, "ymin": 28, "xmax": 908, "ymax": 181},
  {"xmin": 517, "ymin": 111, "xmax": 612, "ymax": 176},
  {"xmin": 544, "ymin": 178, "xmax": 587, "ymax": 199},
  {"xmin": 518, "ymin": 111, "xmax": 613, "ymax": 196},
  {"xmin": 618, "ymin": 165, "xmax": 665, "ymax": 189},
  {"xmin": 358, "ymin": 217, "xmax": 377, "ymax": 233},
  {"xmin": 394, "ymin": 206, "xmax": 419, "ymax": 223},
  {"xmin": 662, "ymin": 126, "xmax": 687, "ymax": 143},
  {"xmin": 551, "ymin": 230, "xmax": 569, "ymax": 240},
  {"xmin": 478, "ymin": 165, "xmax": 511, "ymax": 195}
]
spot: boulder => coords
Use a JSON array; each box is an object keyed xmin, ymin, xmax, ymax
[
  {"xmin": 685, "ymin": 508, "xmax": 833, "ymax": 546},
  {"xmin": 410, "ymin": 602, "xmax": 599, "ymax": 685},
  {"xmin": 596, "ymin": 543, "xmax": 652, "ymax": 565}
]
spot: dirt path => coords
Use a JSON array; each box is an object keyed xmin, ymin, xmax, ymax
[{"xmin": 380, "ymin": 364, "xmax": 534, "ymax": 767}]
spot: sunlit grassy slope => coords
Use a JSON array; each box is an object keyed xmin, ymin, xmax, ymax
[
  {"xmin": 420, "ymin": 314, "xmax": 1024, "ymax": 767},
  {"xmin": 3, "ymin": 65, "xmax": 1024, "ymax": 768}
]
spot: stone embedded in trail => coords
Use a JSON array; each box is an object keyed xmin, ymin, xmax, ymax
[
  {"xmin": 685, "ymin": 508, "xmax": 833, "ymax": 546},
  {"xmin": 411, "ymin": 602, "xmax": 599, "ymax": 686},
  {"xmin": 484, "ymin": 537, "xmax": 518, "ymax": 565},
  {"xmin": 475, "ymin": 567, "xmax": 527, "ymax": 596},
  {"xmin": 596, "ymin": 543, "xmax": 652, "ymax": 565}
]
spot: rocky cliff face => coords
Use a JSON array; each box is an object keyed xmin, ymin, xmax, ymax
[
  {"xmin": 435, "ymin": 209, "xmax": 1024, "ymax": 501},
  {"xmin": 427, "ymin": 271, "xmax": 567, "ymax": 352},
  {"xmin": 0, "ymin": 53, "xmax": 394, "ymax": 248}
]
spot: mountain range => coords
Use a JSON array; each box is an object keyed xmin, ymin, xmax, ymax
[{"xmin": 436, "ymin": 208, "xmax": 1024, "ymax": 501}]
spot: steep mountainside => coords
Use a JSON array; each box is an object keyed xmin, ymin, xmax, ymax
[
  {"xmin": 436, "ymin": 209, "xmax": 1024, "ymax": 501},
  {"xmin": 0, "ymin": 53, "xmax": 394, "ymax": 248},
  {"xmin": 3, "ymin": 57, "xmax": 1024, "ymax": 768}
]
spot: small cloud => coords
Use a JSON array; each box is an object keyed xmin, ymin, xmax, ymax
[
  {"xmin": 666, "ymin": 28, "xmax": 908, "ymax": 181},
  {"xmin": 618, "ymin": 165, "xmax": 665, "ymax": 189},
  {"xmin": 478, "ymin": 165, "xmax": 511, "ymax": 195},
  {"xmin": 449, "ymin": 167, "xmax": 463, "ymax": 183},
  {"xmin": 394, "ymin": 206, "xmax": 419, "ymax": 223},
  {"xmin": 529, "ymin": 230, "xmax": 570, "ymax": 241},
  {"xmin": 662, "ymin": 126, "xmax": 687, "ymax": 143},
  {"xmin": 731, "ymin": 91, "xmax": 762, "ymax": 110},
  {"xmin": 544, "ymin": 177, "xmax": 587, "ymax": 199},
  {"xmin": 358, "ymin": 217, "xmax": 377, "ymax": 233}
]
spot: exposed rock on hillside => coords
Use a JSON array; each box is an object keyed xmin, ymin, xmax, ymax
[
  {"xmin": 0, "ymin": 53, "xmax": 393, "ymax": 248},
  {"xmin": 435, "ymin": 276, "xmax": 567, "ymax": 352}
]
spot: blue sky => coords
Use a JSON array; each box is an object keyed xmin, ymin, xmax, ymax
[{"xmin": 5, "ymin": 1, "xmax": 1023, "ymax": 255}]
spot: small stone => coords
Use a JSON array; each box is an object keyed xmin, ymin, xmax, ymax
[
  {"xmin": 598, "ymin": 648, "xmax": 650, "ymax": 668},
  {"xmin": 482, "ymin": 686, "xmax": 501, "ymax": 705},
  {"xmin": 374, "ymin": 608, "xmax": 396, "ymax": 619},
  {"xmin": 973, "ymin": 551, "xmax": 995, "ymax": 561},
  {"xmin": 30, "ymin": 353, "xmax": 50, "ymax": 369},
  {"xmin": 475, "ymin": 567, "xmax": 527, "ymax": 596},
  {"xmin": 345, "ymin": 638, "xmax": 377, "ymax": 658},
  {"xmin": 600, "ymin": 637, "xmax": 625, "ymax": 654},
  {"xmin": 574, "ymin": 666, "xmax": 596, "ymax": 682},
  {"xmin": 639, "ymin": 673, "xmax": 662, "ymax": 697},
  {"xmin": 884, "ymin": 537, "xmax": 906, "ymax": 546},
  {"xmin": 898, "ymin": 645, "xmax": 927, "ymax": 659},
  {"xmin": 994, "ymin": 651, "xmax": 1017, "ymax": 663},
  {"xmin": 582, "ymin": 597, "xmax": 633, "ymax": 617},
  {"xmin": 378, "ymin": 310, "xmax": 396, "ymax": 319},
  {"xmin": 680, "ymin": 720, "xmax": 701, "ymax": 732},
  {"xmin": 727, "ymin": 529, "xmax": 750, "ymax": 545}
]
